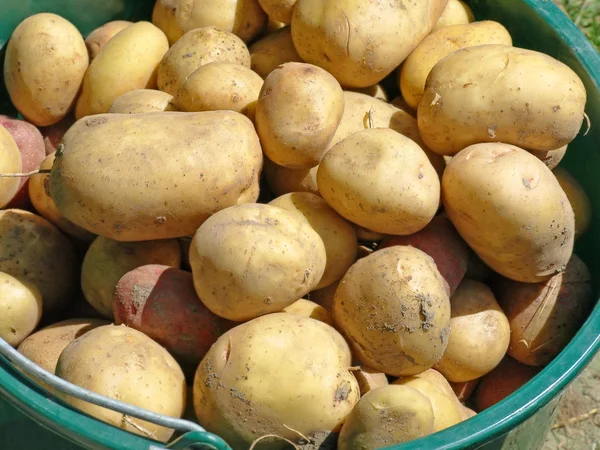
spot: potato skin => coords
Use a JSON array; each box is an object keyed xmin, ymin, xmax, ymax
[
  {"xmin": 418, "ymin": 45, "xmax": 587, "ymax": 156},
  {"xmin": 0, "ymin": 210, "xmax": 77, "ymax": 312},
  {"xmin": 81, "ymin": 236, "xmax": 181, "ymax": 319},
  {"xmin": 352, "ymin": 366, "xmax": 389, "ymax": 397},
  {"xmin": 55, "ymin": 325, "xmax": 186, "ymax": 442},
  {"xmin": 432, "ymin": 0, "xmax": 475, "ymax": 30},
  {"xmin": 258, "ymin": 0, "xmax": 297, "ymax": 24},
  {"xmin": 434, "ymin": 279, "xmax": 510, "ymax": 382},
  {"xmin": 189, "ymin": 204, "xmax": 326, "ymax": 321},
  {"xmin": 249, "ymin": 27, "xmax": 303, "ymax": 79},
  {"xmin": 50, "ymin": 111, "xmax": 263, "ymax": 241},
  {"xmin": 318, "ymin": 128, "xmax": 440, "ymax": 235},
  {"xmin": 291, "ymin": 0, "xmax": 448, "ymax": 88},
  {"xmin": 114, "ymin": 265, "xmax": 223, "ymax": 366},
  {"xmin": 193, "ymin": 313, "xmax": 359, "ymax": 449},
  {"xmin": 256, "ymin": 62, "xmax": 344, "ymax": 169},
  {"xmin": 75, "ymin": 22, "xmax": 169, "ymax": 119},
  {"xmin": 85, "ymin": 21, "xmax": 132, "ymax": 61},
  {"xmin": 283, "ymin": 298, "xmax": 333, "ymax": 325},
  {"xmin": 338, "ymin": 385, "xmax": 434, "ymax": 450},
  {"xmin": 0, "ymin": 126, "xmax": 22, "ymax": 209},
  {"xmin": 0, "ymin": 272, "xmax": 42, "ymax": 347},
  {"xmin": 529, "ymin": 145, "xmax": 567, "ymax": 170},
  {"xmin": 263, "ymin": 158, "xmax": 320, "ymax": 197},
  {"xmin": 442, "ymin": 143, "xmax": 575, "ymax": 283},
  {"xmin": 554, "ymin": 167, "xmax": 592, "ymax": 239},
  {"xmin": 108, "ymin": 89, "xmax": 174, "ymax": 114},
  {"xmin": 333, "ymin": 246, "xmax": 451, "ymax": 376},
  {"xmin": 4, "ymin": 13, "xmax": 88, "ymax": 126}
]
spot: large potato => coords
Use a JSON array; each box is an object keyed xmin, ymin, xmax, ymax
[
  {"xmin": 189, "ymin": 204, "xmax": 326, "ymax": 321},
  {"xmin": 263, "ymin": 158, "xmax": 320, "ymax": 197},
  {"xmin": 4, "ymin": 13, "xmax": 88, "ymax": 126},
  {"xmin": 338, "ymin": 385, "xmax": 434, "ymax": 449},
  {"xmin": 442, "ymin": 143, "xmax": 575, "ymax": 283},
  {"xmin": 193, "ymin": 313, "xmax": 359, "ymax": 449},
  {"xmin": 291, "ymin": 0, "xmax": 448, "ymax": 88},
  {"xmin": 85, "ymin": 21, "xmax": 132, "ymax": 61},
  {"xmin": 318, "ymin": 128, "xmax": 440, "ymax": 235},
  {"xmin": 333, "ymin": 246, "xmax": 451, "ymax": 376},
  {"xmin": 108, "ymin": 89, "xmax": 174, "ymax": 114},
  {"xmin": 269, "ymin": 192, "xmax": 357, "ymax": 289},
  {"xmin": 75, "ymin": 22, "xmax": 169, "ymax": 119},
  {"xmin": 434, "ymin": 279, "xmax": 510, "ymax": 382},
  {"xmin": 432, "ymin": 0, "xmax": 475, "ymax": 30},
  {"xmin": 0, "ymin": 272, "xmax": 42, "ymax": 347},
  {"xmin": 256, "ymin": 62, "xmax": 344, "ymax": 169},
  {"xmin": 554, "ymin": 167, "xmax": 592, "ymax": 239},
  {"xmin": 157, "ymin": 27, "xmax": 251, "ymax": 97},
  {"xmin": 50, "ymin": 111, "xmax": 263, "ymax": 241},
  {"xmin": 55, "ymin": 325, "xmax": 186, "ymax": 442},
  {"xmin": 0, "ymin": 126, "xmax": 22, "ymax": 209},
  {"xmin": 400, "ymin": 21, "xmax": 512, "ymax": 110},
  {"xmin": 81, "ymin": 236, "xmax": 181, "ymax": 319},
  {"xmin": 418, "ymin": 45, "xmax": 587, "ymax": 156},
  {"xmin": 0, "ymin": 209, "xmax": 77, "ymax": 312},
  {"xmin": 249, "ymin": 27, "xmax": 303, "ymax": 79}
]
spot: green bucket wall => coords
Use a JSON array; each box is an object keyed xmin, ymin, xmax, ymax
[{"xmin": 0, "ymin": 1, "xmax": 599, "ymax": 449}]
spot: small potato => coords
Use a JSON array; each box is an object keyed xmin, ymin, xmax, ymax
[
  {"xmin": 309, "ymin": 281, "xmax": 338, "ymax": 312},
  {"xmin": 418, "ymin": 45, "xmax": 587, "ymax": 156},
  {"xmin": 355, "ymin": 226, "xmax": 386, "ymax": 243},
  {"xmin": 114, "ymin": 265, "xmax": 223, "ymax": 366},
  {"xmin": 432, "ymin": 0, "xmax": 475, "ymax": 30},
  {"xmin": 193, "ymin": 313, "xmax": 359, "ymax": 449},
  {"xmin": 0, "ymin": 272, "xmax": 42, "ymax": 347},
  {"xmin": 0, "ymin": 210, "xmax": 77, "ymax": 312},
  {"xmin": 283, "ymin": 298, "xmax": 332, "ymax": 325},
  {"xmin": 256, "ymin": 62, "xmax": 344, "ymax": 169},
  {"xmin": 258, "ymin": 0, "xmax": 297, "ymax": 24},
  {"xmin": 338, "ymin": 385, "xmax": 434, "ymax": 449},
  {"xmin": 29, "ymin": 152, "xmax": 96, "ymax": 241},
  {"xmin": 175, "ymin": 63, "xmax": 263, "ymax": 118},
  {"xmin": 434, "ymin": 279, "xmax": 511, "ymax": 382},
  {"xmin": 318, "ymin": 128, "xmax": 440, "ymax": 235},
  {"xmin": 269, "ymin": 192, "xmax": 357, "ymax": 288},
  {"xmin": 4, "ymin": 13, "xmax": 88, "ymax": 126},
  {"xmin": 494, "ymin": 255, "xmax": 593, "ymax": 367},
  {"xmin": 263, "ymin": 158, "xmax": 320, "ymax": 197},
  {"xmin": 379, "ymin": 215, "xmax": 470, "ymax": 295},
  {"xmin": 400, "ymin": 21, "xmax": 512, "ymax": 110},
  {"xmin": 0, "ymin": 126, "xmax": 22, "ymax": 209},
  {"xmin": 75, "ymin": 22, "xmax": 169, "ymax": 119},
  {"xmin": 108, "ymin": 89, "xmax": 174, "ymax": 114},
  {"xmin": 333, "ymin": 246, "xmax": 451, "ymax": 376},
  {"xmin": 348, "ymin": 84, "xmax": 388, "ymax": 101},
  {"xmin": 157, "ymin": 27, "xmax": 251, "ymax": 96},
  {"xmin": 81, "ymin": 236, "xmax": 181, "ymax": 319},
  {"xmin": 85, "ymin": 21, "xmax": 133, "ymax": 61},
  {"xmin": 352, "ymin": 366, "xmax": 389, "ymax": 396},
  {"xmin": 249, "ymin": 27, "xmax": 303, "ymax": 79},
  {"xmin": 554, "ymin": 167, "xmax": 592, "ymax": 239},
  {"xmin": 55, "ymin": 325, "xmax": 186, "ymax": 442},
  {"xmin": 442, "ymin": 143, "xmax": 575, "ymax": 283},
  {"xmin": 450, "ymin": 379, "xmax": 480, "ymax": 403},
  {"xmin": 530, "ymin": 145, "xmax": 568, "ymax": 170},
  {"xmin": 189, "ymin": 204, "xmax": 326, "ymax": 321}
]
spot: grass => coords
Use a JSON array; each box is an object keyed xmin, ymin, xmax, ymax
[{"xmin": 554, "ymin": 0, "xmax": 600, "ymax": 49}]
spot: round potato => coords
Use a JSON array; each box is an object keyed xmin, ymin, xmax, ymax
[
  {"xmin": 193, "ymin": 313, "xmax": 359, "ymax": 449},
  {"xmin": 108, "ymin": 89, "xmax": 175, "ymax": 114},
  {"xmin": 333, "ymin": 246, "xmax": 451, "ymax": 376},
  {"xmin": 418, "ymin": 45, "xmax": 587, "ymax": 156},
  {"xmin": 269, "ymin": 192, "xmax": 357, "ymax": 289},
  {"xmin": 554, "ymin": 167, "xmax": 592, "ymax": 239},
  {"xmin": 263, "ymin": 158, "xmax": 320, "ymax": 197},
  {"xmin": 258, "ymin": 0, "xmax": 297, "ymax": 24},
  {"xmin": 432, "ymin": 0, "xmax": 475, "ymax": 30},
  {"xmin": 0, "ymin": 209, "xmax": 77, "ymax": 312},
  {"xmin": 4, "ymin": 13, "xmax": 88, "ymax": 126},
  {"xmin": 283, "ymin": 298, "xmax": 332, "ymax": 325},
  {"xmin": 318, "ymin": 128, "xmax": 440, "ymax": 235},
  {"xmin": 55, "ymin": 325, "xmax": 186, "ymax": 442},
  {"xmin": 256, "ymin": 62, "xmax": 344, "ymax": 169},
  {"xmin": 81, "ymin": 236, "xmax": 181, "ymax": 319},
  {"xmin": 0, "ymin": 272, "xmax": 42, "ymax": 347},
  {"xmin": 434, "ymin": 279, "xmax": 510, "ymax": 382},
  {"xmin": 291, "ymin": 0, "xmax": 448, "ymax": 88},
  {"xmin": 0, "ymin": 126, "xmax": 22, "ymax": 209},
  {"xmin": 442, "ymin": 143, "xmax": 575, "ymax": 283},
  {"xmin": 249, "ymin": 27, "xmax": 303, "ymax": 79},
  {"xmin": 189, "ymin": 204, "xmax": 326, "ymax": 321},
  {"xmin": 85, "ymin": 20, "xmax": 132, "ymax": 61},
  {"xmin": 338, "ymin": 385, "xmax": 435, "ymax": 450}
]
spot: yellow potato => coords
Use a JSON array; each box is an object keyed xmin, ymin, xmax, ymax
[
  {"xmin": 352, "ymin": 366, "xmax": 389, "ymax": 396},
  {"xmin": 0, "ymin": 272, "xmax": 42, "ymax": 347},
  {"xmin": 263, "ymin": 158, "xmax": 320, "ymax": 197},
  {"xmin": 267, "ymin": 18, "xmax": 287, "ymax": 32},
  {"xmin": 442, "ymin": 143, "xmax": 575, "ymax": 283},
  {"xmin": 400, "ymin": 21, "xmax": 512, "ymax": 110},
  {"xmin": 75, "ymin": 22, "xmax": 169, "ymax": 119},
  {"xmin": 347, "ymin": 84, "xmax": 388, "ymax": 101},
  {"xmin": 554, "ymin": 167, "xmax": 592, "ymax": 239},
  {"xmin": 156, "ymin": 27, "xmax": 251, "ymax": 96},
  {"xmin": 4, "ymin": 13, "xmax": 88, "ymax": 126},
  {"xmin": 108, "ymin": 89, "xmax": 175, "ymax": 114},
  {"xmin": 529, "ymin": 145, "xmax": 568, "ymax": 170},
  {"xmin": 390, "ymin": 96, "xmax": 416, "ymax": 117},
  {"xmin": 283, "ymin": 299, "xmax": 333, "ymax": 325},
  {"xmin": 318, "ymin": 128, "xmax": 440, "ymax": 235},
  {"xmin": 249, "ymin": 26, "xmax": 303, "ymax": 79},
  {"xmin": 258, "ymin": 0, "xmax": 297, "ymax": 24},
  {"xmin": 0, "ymin": 126, "xmax": 22, "ymax": 208},
  {"xmin": 432, "ymin": 0, "xmax": 475, "ymax": 30},
  {"xmin": 85, "ymin": 20, "xmax": 132, "ymax": 61},
  {"xmin": 151, "ymin": 0, "xmax": 180, "ymax": 45},
  {"xmin": 256, "ymin": 62, "xmax": 344, "ymax": 169},
  {"xmin": 418, "ymin": 45, "xmax": 587, "ymax": 156}
]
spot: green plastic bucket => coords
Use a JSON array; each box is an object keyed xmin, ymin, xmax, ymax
[{"xmin": 0, "ymin": 1, "xmax": 599, "ymax": 449}]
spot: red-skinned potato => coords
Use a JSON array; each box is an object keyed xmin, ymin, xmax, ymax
[{"xmin": 38, "ymin": 115, "xmax": 76, "ymax": 155}]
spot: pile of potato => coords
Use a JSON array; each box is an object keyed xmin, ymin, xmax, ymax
[{"xmin": 0, "ymin": 0, "xmax": 595, "ymax": 448}]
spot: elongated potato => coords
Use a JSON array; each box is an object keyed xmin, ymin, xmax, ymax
[
  {"xmin": 249, "ymin": 27, "xmax": 303, "ymax": 79},
  {"xmin": 108, "ymin": 89, "xmax": 174, "ymax": 114},
  {"xmin": 0, "ymin": 272, "xmax": 42, "ymax": 347},
  {"xmin": 50, "ymin": 111, "xmax": 263, "ymax": 241},
  {"xmin": 85, "ymin": 21, "xmax": 132, "ymax": 61},
  {"xmin": 291, "ymin": 0, "xmax": 448, "ymax": 88},
  {"xmin": 263, "ymin": 158, "xmax": 320, "ymax": 197},
  {"xmin": 0, "ymin": 126, "xmax": 22, "ymax": 209},
  {"xmin": 554, "ymin": 167, "xmax": 592, "ymax": 239},
  {"xmin": 4, "ymin": 13, "xmax": 88, "ymax": 126},
  {"xmin": 442, "ymin": 143, "xmax": 575, "ymax": 283},
  {"xmin": 418, "ymin": 45, "xmax": 587, "ymax": 156},
  {"xmin": 432, "ymin": 0, "xmax": 475, "ymax": 30}
]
